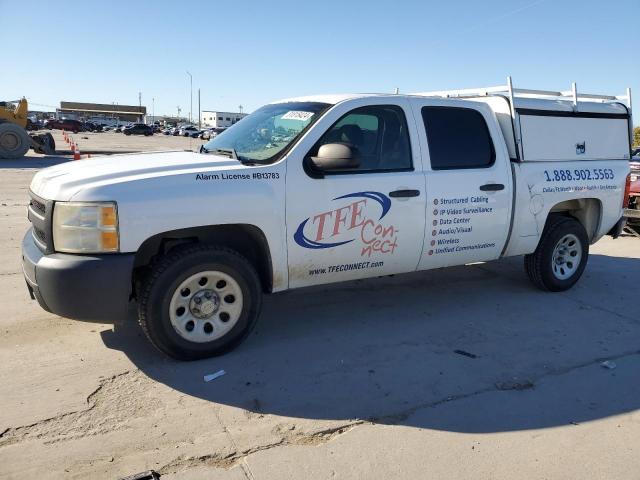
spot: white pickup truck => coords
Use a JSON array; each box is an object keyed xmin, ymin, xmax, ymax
[{"xmin": 22, "ymin": 79, "xmax": 633, "ymax": 360}]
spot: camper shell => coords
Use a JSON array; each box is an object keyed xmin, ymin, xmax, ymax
[{"xmin": 416, "ymin": 78, "xmax": 633, "ymax": 163}]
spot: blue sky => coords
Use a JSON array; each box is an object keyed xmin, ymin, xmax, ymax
[{"xmin": 0, "ymin": 0, "xmax": 637, "ymax": 122}]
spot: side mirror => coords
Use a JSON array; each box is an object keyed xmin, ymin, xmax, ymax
[{"xmin": 310, "ymin": 143, "xmax": 360, "ymax": 170}]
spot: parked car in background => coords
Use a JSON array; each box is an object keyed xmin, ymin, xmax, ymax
[
  {"xmin": 626, "ymin": 157, "xmax": 640, "ymax": 228},
  {"xmin": 199, "ymin": 128, "xmax": 214, "ymax": 140},
  {"xmin": 179, "ymin": 125, "xmax": 200, "ymax": 137},
  {"xmin": 26, "ymin": 118, "xmax": 43, "ymax": 131},
  {"xmin": 44, "ymin": 118, "xmax": 84, "ymax": 133},
  {"xmin": 200, "ymin": 127, "xmax": 226, "ymax": 140},
  {"xmin": 123, "ymin": 124, "xmax": 153, "ymax": 136},
  {"xmin": 83, "ymin": 122, "xmax": 103, "ymax": 132}
]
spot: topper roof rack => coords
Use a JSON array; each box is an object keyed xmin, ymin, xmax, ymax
[
  {"xmin": 414, "ymin": 77, "xmax": 633, "ymax": 160},
  {"xmin": 414, "ymin": 76, "xmax": 632, "ymax": 110}
]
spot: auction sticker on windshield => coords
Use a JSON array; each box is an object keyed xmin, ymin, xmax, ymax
[{"xmin": 281, "ymin": 111, "xmax": 314, "ymax": 121}]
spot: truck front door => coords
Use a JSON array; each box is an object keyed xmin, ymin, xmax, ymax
[
  {"xmin": 411, "ymin": 100, "xmax": 513, "ymax": 269},
  {"xmin": 285, "ymin": 98, "xmax": 426, "ymax": 288}
]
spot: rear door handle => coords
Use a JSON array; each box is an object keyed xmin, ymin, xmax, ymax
[
  {"xmin": 389, "ymin": 189, "xmax": 420, "ymax": 198},
  {"xmin": 479, "ymin": 183, "xmax": 504, "ymax": 192}
]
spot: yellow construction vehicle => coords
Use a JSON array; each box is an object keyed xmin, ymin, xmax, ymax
[{"xmin": 0, "ymin": 98, "xmax": 55, "ymax": 159}]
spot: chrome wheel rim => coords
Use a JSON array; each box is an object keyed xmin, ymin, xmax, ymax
[
  {"xmin": 169, "ymin": 270, "xmax": 243, "ymax": 343},
  {"xmin": 551, "ymin": 233, "xmax": 582, "ymax": 280}
]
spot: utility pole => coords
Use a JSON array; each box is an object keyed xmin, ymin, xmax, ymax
[
  {"xmin": 238, "ymin": 104, "xmax": 243, "ymax": 114},
  {"xmin": 177, "ymin": 106, "xmax": 181, "ymax": 122},
  {"xmin": 198, "ymin": 89, "xmax": 201, "ymax": 129},
  {"xmin": 186, "ymin": 71, "xmax": 193, "ymax": 124},
  {"xmin": 152, "ymin": 97, "xmax": 155, "ymax": 124}
]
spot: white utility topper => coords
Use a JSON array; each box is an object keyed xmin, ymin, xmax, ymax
[{"xmin": 23, "ymin": 77, "xmax": 633, "ymax": 359}]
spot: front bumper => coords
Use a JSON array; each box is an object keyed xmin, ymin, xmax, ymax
[{"xmin": 22, "ymin": 229, "xmax": 135, "ymax": 322}]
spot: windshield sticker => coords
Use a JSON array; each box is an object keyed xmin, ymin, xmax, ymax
[
  {"xmin": 294, "ymin": 191, "xmax": 398, "ymax": 258},
  {"xmin": 281, "ymin": 111, "xmax": 314, "ymax": 121}
]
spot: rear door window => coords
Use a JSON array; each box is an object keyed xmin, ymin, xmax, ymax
[{"xmin": 421, "ymin": 107, "xmax": 495, "ymax": 170}]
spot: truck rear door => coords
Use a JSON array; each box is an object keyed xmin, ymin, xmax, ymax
[{"xmin": 410, "ymin": 100, "xmax": 513, "ymax": 269}]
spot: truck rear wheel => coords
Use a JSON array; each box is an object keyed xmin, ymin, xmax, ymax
[
  {"xmin": 0, "ymin": 123, "xmax": 30, "ymax": 159},
  {"xmin": 138, "ymin": 245, "xmax": 262, "ymax": 360},
  {"xmin": 524, "ymin": 216, "xmax": 589, "ymax": 292}
]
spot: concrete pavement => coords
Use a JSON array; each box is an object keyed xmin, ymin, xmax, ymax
[{"xmin": 0, "ymin": 145, "xmax": 638, "ymax": 479}]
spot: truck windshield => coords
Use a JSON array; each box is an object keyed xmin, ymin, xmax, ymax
[{"xmin": 202, "ymin": 101, "xmax": 330, "ymax": 163}]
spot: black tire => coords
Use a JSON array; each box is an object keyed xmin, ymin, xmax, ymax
[
  {"xmin": 0, "ymin": 123, "xmax": 31, "ymax": 159},
  {"xmin": 30, "ymin": 132, "xmax": 56, "ymax": 155},
  {"xmin": 524, "ymin": 215, "xmax": 589, "ymax": 292},
  {"xmin": 138, "ymin": 244, "xmax": 262, "ymax": 360}
]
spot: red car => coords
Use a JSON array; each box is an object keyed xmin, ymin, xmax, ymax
[
  {"xmin": 44, "ymin": 118, "xmax": 84, "ymax": 133},
  {"xmin": 626, "ymin": 155, "xmax": 640, "ymax": 228}
]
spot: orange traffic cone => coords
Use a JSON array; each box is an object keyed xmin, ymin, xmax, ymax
[{"xmin": 73, "ymin": 146, "xmax": 81, "ymax": 161}]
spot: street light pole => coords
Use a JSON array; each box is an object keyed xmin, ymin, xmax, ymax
[
  {"xmin": 186, "ymin": 71, "xmax": 193, "ymax": 124},
  {"xmin": 152, "ymin": 97, "xmax": 155, "ymax": 124}
]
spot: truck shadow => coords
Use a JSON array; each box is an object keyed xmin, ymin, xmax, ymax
[{"xmin": 101, "ymin": 253, "xmax": 640, "ymax": 433}]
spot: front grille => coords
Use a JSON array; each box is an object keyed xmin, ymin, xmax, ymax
[
  {"xmin": 27, "ymin": 191, "xmax": 54, "ymax": 254},
  {"xmin": 29, "ymin": 197, "xmax": 45, "ymax": 216},
  {"xmin": 33, "ymin": 226, "xmax": 46, "ymax": 243}
]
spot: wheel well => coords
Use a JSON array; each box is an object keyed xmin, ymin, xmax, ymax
[
  {"xmin": 547, "ymin": 198, "xmax": 602, "ymax": 242},
  {"xmin": 132, "ymin": 224, "xmax": 273, "ymax": 296}
]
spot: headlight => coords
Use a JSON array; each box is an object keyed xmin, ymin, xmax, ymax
[{"xmin": 52, "ymin": 202, "xmax": 119, "ymax": 253}]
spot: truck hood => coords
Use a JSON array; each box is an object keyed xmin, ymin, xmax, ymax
[{"xmin": 30, "ymin": 151, "xmax": 245, "ymax": 200}]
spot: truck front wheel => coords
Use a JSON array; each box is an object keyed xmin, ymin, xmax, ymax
[
  {"xmin": 524, "ymin": 216, "xmax": 589, "ymax": 292},
  {"xmin": 138, "ymin": 245, "xmax": 262, "ymax": 360}
]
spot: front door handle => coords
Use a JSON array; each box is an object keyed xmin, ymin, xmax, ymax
[
  {"xmin": 479, "ymin": 183, "xmax": 504, "ymax": 192},
  {"xmin": 389, "ymin": 189, "xmax": 420, "ymax": 198}
]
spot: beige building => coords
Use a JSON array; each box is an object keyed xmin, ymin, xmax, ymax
[{"xmin": 58, "ymin": 102, "xmax": 146, "ymax": 123}]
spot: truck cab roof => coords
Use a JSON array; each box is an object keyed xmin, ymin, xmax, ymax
[{"xmin": 273, "ymin": 92, "xmax": 629, "ymax": 116}]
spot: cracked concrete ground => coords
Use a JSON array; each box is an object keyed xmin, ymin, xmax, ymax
[{"xmin": 1, "ymin": 146, "xmax": 639, "ymax": 479}]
